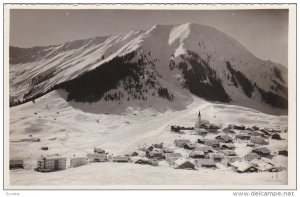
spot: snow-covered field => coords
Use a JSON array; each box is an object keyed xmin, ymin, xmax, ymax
[{"xmin": 9, "ymin": 90, "xmax": 288, "ymax": 187}]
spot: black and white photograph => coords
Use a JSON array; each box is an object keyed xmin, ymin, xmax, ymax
[{"xmin": 3, "ymin": 3, "xmax": 297, "ymax": 190}]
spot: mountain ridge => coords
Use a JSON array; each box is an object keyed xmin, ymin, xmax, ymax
[{"xmin": 9, "ymin": 23, "xmax": 288, "ymax": 115}]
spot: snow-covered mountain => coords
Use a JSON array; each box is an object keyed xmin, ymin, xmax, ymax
[{"xmin": 9, "ymin": 23, "xmax": 288, "ymax": 114}]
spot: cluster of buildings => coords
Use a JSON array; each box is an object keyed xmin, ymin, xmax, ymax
[{"xmin": 10, "ymin": 113, "xmax": 287, "ymax": 174}]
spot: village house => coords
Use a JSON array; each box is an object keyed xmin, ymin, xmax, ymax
[
  {"xmin": 173, "ymin": 158, "xmax": 195, "ymax": 170},
  {"xmin": 252, "ymin": 147, "xmax": 271, "ymax": 157},
  {"xmin": 231, "ymin": 161, "xmax": 258, "ymax": 173},
  {"xmin": 141, "ymin": 144, "xmax": 154, "ymax": 152},
  {"xmin": 195, "ymin": 159, "xmax": 216, "ymax": 168},
  {"xmin": 221, "ymin": 143, "xmax": 235, "ymax": 150},
  {"xmin": 250, "ymin": 136, "xmax": 269, "ymax": 145},
  {"xmin": 234, "ymin": 125, "xmax": 246, "ymax": 130},
  {"xmin": 146, "ymin": 148, "xmax": 165, "ymax": 159},
  {"xmin": 112, "ymin": 156, "xmax": 130, "ymax": 163},
  {"xmin": 162, "ymin": 148, "xmax": 174, "ymax": 153},
  {"xmin": 236, "ymin": 133, "xmax": 251, "ymax": 140},
  {"xmin": 94, "ymin": 148, "xmax": 105, "ymax": 154},
  {"xmin": 223, "ymin": 127, "xmax": 236, "ymax": 134},
  {"xmin": 244, "ymin": 152, "xmax": 261, "ymax": 162},
  {"xmin": 183, "ymin": 143, "xmax": 197, "ymax": 150},
  {"xmin": 152, "ymin": 142, "xmax": 164, "ymax": 149},
  {"xmin": 252, "ymin": 126, "xmax": 260, "ymax": 131},
  {"xmin": 195, "ymin": 128, "xmax": 208, "ymax": 135},
  {"xmin": 194, "ymin": 145, "xmax": 213, "ymax": 154},
  {"xmin": 174, "ymin": 139, "xmax": 191, "ymax": 148},
  {"xmin": 87, "ymin": 153, "xmax": 108, "ymax": 162},
  {"xmin": 270, "ymin": 133, "xmax": 281, "ymax": 140},
  {"xmin": 70, "ymin": 157, "xmax": 88, "ymax": 168},
  {"xmin": 221, "ymin": 150, "xmax": 237, "ymax": 157},
  {"xmin": 278, "ymin": 150, "xmax": 288, "ymax": 156},
  {"xmin": 189, "ymin": 151, "xmax": 205, "ymax": 159},
  {"xmin": 204, "ymin": 139, "xmax": 220, "ymax": 149},
  {"xmin": 209, "ymin": 153, "xmax": 224, "ymax": 162},
  {"xmin": 131, "ymin": 157, "xmax": 151, "ymax": 165},
  {"xmin": 222, "ymin": 156, "xmax": 241, "ymax": 166},
  {"xmin": 9, "ymin": 159, "xmax": 24, "ymax": 169},
  {"xmin": 250, "ymin": 159, "xmax": 279, "ymax": 172},
  {"xmin": 150, "ymin": 159, "xmax": 159, "ymax": 166},
  {"xmin": 36, "ymin": 156, "xmax": 67, "ymax": 172},
  {"xmin": 251, "ymin": 131, "xmax": 266, "ymax": 137},
  {"xmin": 165, "ymin": 153, "xmax": 182, "ymax": 163},
  {"xmin": 170, "ymin": 125, "xmax": 181, "ymax": 133},
  {"xmin": 215, "ymin": 134, "xmax": 233, "ymax": 143},
  {"xmin": 259, "ymin": 129, "xmax": 270, "ymax": 136},
  {"xmin": 125, "ymin": 151, "xmax": 139, "ymax": 157}
]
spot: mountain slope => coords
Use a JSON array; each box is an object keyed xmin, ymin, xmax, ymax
[{"xmin": 9, "ymin": 23, "xmax": 288, "ymax": 114}]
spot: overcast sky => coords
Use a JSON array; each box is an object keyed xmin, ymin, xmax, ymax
[{"xmin": 10, "ymin": 9, "xmax": 288, "ymax": 66}]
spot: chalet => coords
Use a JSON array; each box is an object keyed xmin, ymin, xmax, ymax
[
  {"xmin": 252, "ymin": 147, "xmax": 271, "ymax": 157},
  {"xmin": 221, "ymin": 143, "xmax": 235, "ymax": 150},
  {"xmin": 163, "ymin": 148, "xmax": 174, "ymax": 153},
  {"xmin": 215, "ymin": 135, "xmax": 233, "ymax": 143},
  {"xmin": 278, "ymin": 150, "xmax": 288, "ymax": 156},
  {"xmin": 165, "ymin": 153, "xmax": 182, "ymax": 163},
  {"xmin": 195, "ymin": 129, "xmax": 208, "ymax": 135},
  {"xmin": 194, "ymin": 145, "xmax": 213, "ymax": 154},
  {"xmin": 87, "ymin": 153, "xmax": 108, "ymax": 162},
  {"xmin": 195, "ymin": 159, "xmax": 216, "ymax": 168},
  {"xmin": 260, "ymin": 129, "xmax": 270, "ymax": 136},
  {"xmin": 221, "ymin": 150, "xmax": 237, "ymax": 157},
  {"xmin": 70, "ymin": 157, "xmax": 88, "ymax": 168},
  {"xmin": 153, "ymin": 143, "xmax": 164, "ymax": 149},
  {"xmin": 36, "ymin": 156, "xmax": 67, "ymax": 172},
  {"xmin": 223, "ymin": 127, "xmax": 235, "ymax": 134},
  {"xmin": 270, "ymin": 133, "xmax": 281, "ymax": 140},
  {"xmin": 146, "ymin": 148, "xmax": 165, "ymax": 159},
  {"xmin": 173, "ymin": 158, "xmax": 195, "ymax": 170},
  {"xmin": 246, "ymin": 142, "xmax": 256, "ymax": 147},
  {"xmin": 209, "ymin": 153, "xmax": 224, "ymax": 162},
  {"xmin": 150, "ymin": 159, "xmax": 159, "ymax": 166},
  {"xmin": 10, "ymin": 159, "xmax": 24, "ymax": 169},
  {"xmin": 231, "ymin": 161, "xmax": 258, "ymax": 173},
  {"xmin": 252, "ymin": 126, "xmax": 260, "ymax": 131},
  {"xmin": 234, "ymin": 125, "xmax": 246, "ymax": 130},
  {"xmin": 94, "ymin": 148, "xmax": 105, "ymax": 154},
  {"xmin": 236, "ymin": 133, "xmax": 251, "ymax": 140},
  {"xmin": 125, "ymin": 151, "xmax": 139, "ymax": 157},
  {"xmin": 174, "ymin": 139, "xmax": 191, "ymax": 148},
  {"xmin": 183, "ymin": 143, "xmax": 197, "ymax": 150},
  {"xmin": 251, "ymin": 131, "xmax": 266, "ymax": 137},
  {"xmin": 250, "ymin": 136, "xmax": 269, "ymax": 145},
  {"xmin": 250, "ymin": 159, "xmax": 278, "ymax": 172},
  {"xmin": 197, "ymin": 138, "xmax": 205, "ymax": 144},
  {"xmin": 189, "ymin": 151, "xmax": 205, "ymax": 159},
  {"xmin": 204, "ymin": 139, "xmax": 220, "ymax": 149},
  {"xmin": 171, "ymin": 125, "xmax": 180, "ymax": 133},
  {"xmin": 131, "ymin": 157, "xmax": 151, "ymax": 165},
  {"xmin": 223, "ymin": 156, "xmax": 241, "ymax": 166},
  {"xmin": 141, "ymin": 144, "xmax": 154, "ymax": 152},
  {"xmin": 245, "ymin": 127, "xmax": 254, "ymax": 131},
  {"xmin": 112, "ymin": 156, "xmax": 130, "ymax": 163},
  {"xmin": 244, "ymin": 152, "xmax": 261, "ymax": 162}
]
